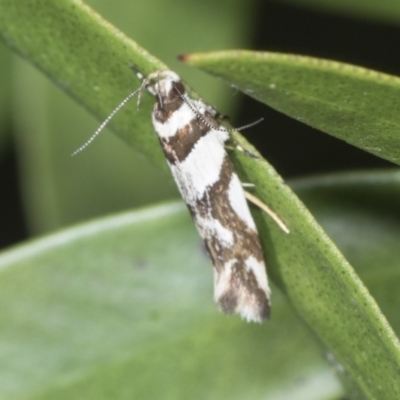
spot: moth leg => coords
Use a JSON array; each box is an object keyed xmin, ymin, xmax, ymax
[
  {"xmin": 241, "ymin": 182, "xmax": 255, "ymax": 188},
  {"xmin": 244, "ymin": 190, "xmax": 290, "ymax": 234},
  {"xmin": 225, "ymin": 136, "xmax": 260, "ymax": 159}
]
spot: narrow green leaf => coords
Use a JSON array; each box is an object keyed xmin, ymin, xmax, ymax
[
  {"xmin": 183, "ymin": 50, "xmax": 400, "ymax": 165},
  {"xmin": 229, "ymin": 139, "xmax": 400, "ymax": 399},
  {"xmin": 0, "ymin": 0, "xmax": 258, "ymax": 233},
  {"xmin": 0, "ymin": 203, "xmax": 342, "ymax": 400},
  {"xmin": 293, "ymin": 170, "xmax": 400, "ymax": 337},
  {"xmin": 0, "ymin": 0, "xmax": 173, "ymax": 234},
  {"xmin": 0, "ymin": 0, "xmax": 166, "ymax": 166},
  {"xmin": 293, "ymin": 170, "xmax": 400, "ymax": 398}
]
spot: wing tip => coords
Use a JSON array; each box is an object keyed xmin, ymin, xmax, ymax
[{"xmin": 216, "ymin": 285, "xmax": 271, "ymax": 323}]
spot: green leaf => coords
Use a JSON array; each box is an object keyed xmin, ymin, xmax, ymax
[
  {"xmin": 0, "ymin": 0, "xmax": 258, "ymax": 232},
  {"xmin": 0, "ymin": 0, "xmax": 170, "ymax": 233},
  {"xmin": 293, "ymin": 170, "xmax": 400, "ymax": 398},
  {"xmin": 12, "ymin": 59, "xmax": 178, "ymax": 233},
  {"xmin": 293, "ymin": 170, "xmax": 400, "ymax": 337},
  {"xmin": 1, "ymin": 171, "xmax": 400, "ymax": 399},
  {"xmin": 182, "ymin": 50, "xmax": 400, "ymax": 166},
  {"xmin": 0, "ymin": 0, "xmax": 166, "ymax": 164},
  {"xmin": 0, "ymin": 203, "xmax": 342, "ymax": 400},
  {"xmin": 229, "ymin": 139, "xmax": 400, "ymax": 398}
]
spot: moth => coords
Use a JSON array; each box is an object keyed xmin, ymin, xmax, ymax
[{"xmin": 74, "ymin": 70, "xmax": 288, "ymax": 322}]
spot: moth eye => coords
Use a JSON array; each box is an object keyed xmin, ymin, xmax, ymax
[{"xmin": 173, "ymin": 81, "xmax": 185, "ymax": 95}]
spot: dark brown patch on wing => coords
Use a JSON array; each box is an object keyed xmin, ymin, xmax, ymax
[
  {"xmin": 153, "ymin": 95, "xmax": 183, "ymax": 124},
  {"xmin": 157, "ymin": 105, "xmax": 221, "ymax": 165},
  {"xmin": 219, "ymin": 267, "xmax": 270, "ymax": 321},
  {"xmin": 192, "ymin": 155, "xmax": 270, "ymax": 320},
  {"xmin": 159, "ymin": 118, "xmax": 211, "ymax": 164}
]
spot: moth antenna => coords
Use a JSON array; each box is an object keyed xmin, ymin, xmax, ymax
[
  {"xmin": 171, "ymin": 82, "xmax": 264, "ymax": 133},
  {"xmin": 72, "ymin": 87, "xmax": 142, "ymax": 156}
]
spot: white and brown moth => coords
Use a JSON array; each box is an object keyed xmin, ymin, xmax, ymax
[{"xmin": 74, "ymin": 70, "xmax": 285, "ymax": 323}]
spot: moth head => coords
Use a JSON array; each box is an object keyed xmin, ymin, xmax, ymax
[
  {"xmin": 72, "ymin": 70, "xmax": 184, "ymax": 156},
  {"xmin": 144, "ymin": 70, "xmax": 185, "ymax": 99}
]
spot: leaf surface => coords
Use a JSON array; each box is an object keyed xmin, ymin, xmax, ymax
[
  {"xmin": 183, "ymin": 50, "xmax": 400, "ymax": 165},
  {"xmin": 0, "ymin": 203, "xmax": 341, "ymax": 400}
]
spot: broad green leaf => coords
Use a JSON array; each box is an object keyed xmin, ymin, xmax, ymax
[
  {"xmin": 278, "ymin": 0, "xmax": 400, "ymax": 25},
  {"xmin": 0, "ymin": 203, "xmax": 342, "ymax": 400},
  {"xmin": 183, "ymin": 50, "xmax": 400, "ymax": 166},
  {"xmin": 1, "ymin": 171, "xmax": 400, "ymax": 398}
]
